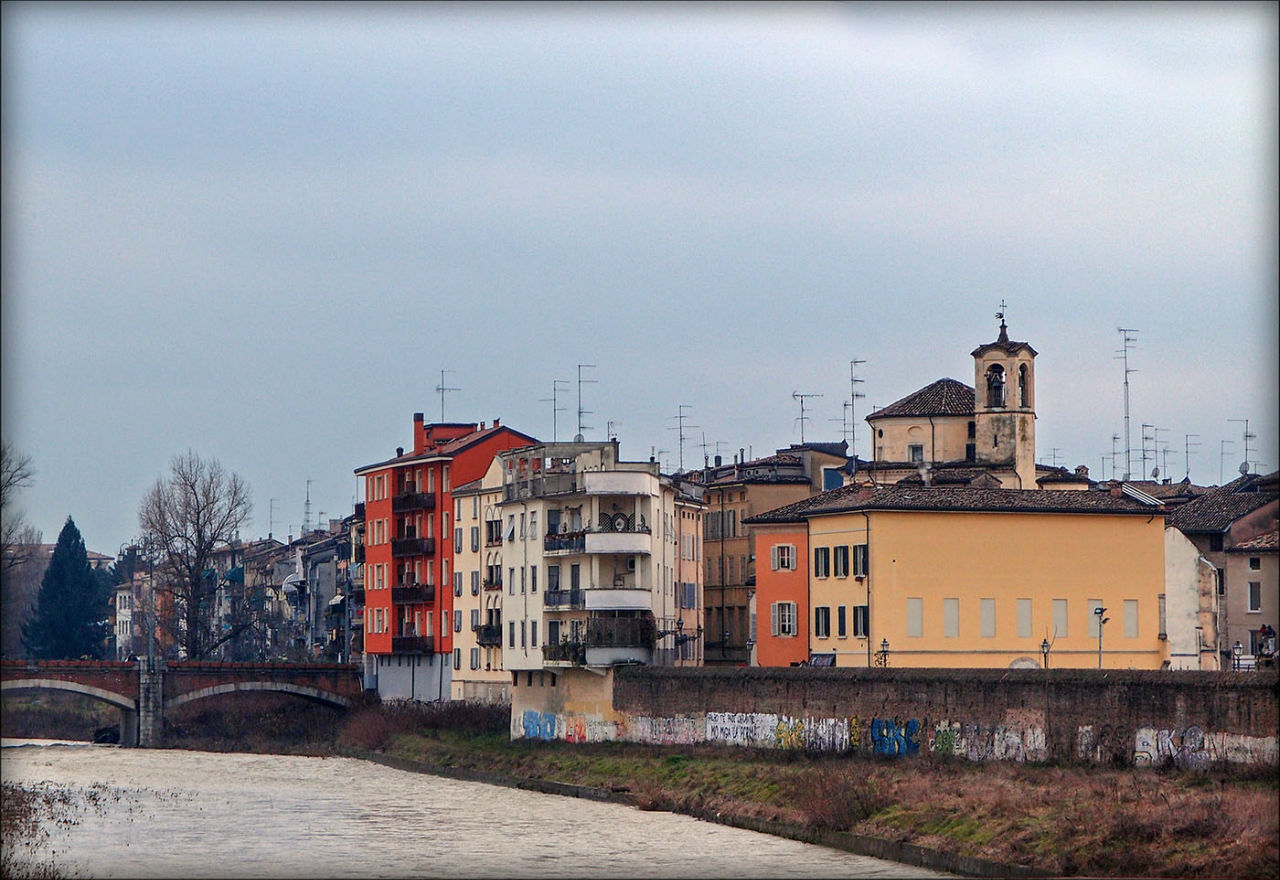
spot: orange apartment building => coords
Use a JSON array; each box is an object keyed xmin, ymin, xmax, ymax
[{"xmin": 354, "ymin": 414, "xmax": 536, "ymax": 700}]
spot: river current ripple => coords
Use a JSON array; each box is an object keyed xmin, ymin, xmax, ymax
[{"xmin": 2, "ymin": 740, "xmax": 952, "ymax": 878}]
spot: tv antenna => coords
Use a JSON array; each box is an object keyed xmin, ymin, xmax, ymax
[
  {"xmin": 539, "ymin": 379, "xmax": 569, "ymax": 442},
  {"xmin": 666, "ymin": 405, "xmax": 697, "ymax": 472},
  {"xmin": 849, "ymin": 358, "xmax": 867, "ymax": 459},
  {"xmin": 435, "ymin": 369, "xmax": 459, "ymax": 423},
  {"xmin": 1183, "ymin": 434, "xmax": 1200, "ymax": 481},
  {"xmin": 1229, "ymin": 418, "xmax": 1255, "ymax": 475},
  {"xmin": 1116, "ymin": 328, "xmax": 1139, "ymax": 479},
  {"xmin": 576, "ymin": 364, "xmax": 597, "ymax": 440},
  {"xmin": 606, "ymin": 420, "xmax": 621, "ymax": 442},
  {"xmin": 303, "ymin": 479, "xmax": 313, "ymax": 533},
  {"xmin": 1219, "ymin": 440, "xmax": 1234, "ymax": 485},
  {"xmin": 269, "ymin": 498, "xmax": 279, "ymax": 540},
  {"xmin": 792, "ymin": 391, "xmax": 823, "ymax": 445},
  {"xmin": 831, "ymin": 401, "xmax": 852, "ymax": 445}
]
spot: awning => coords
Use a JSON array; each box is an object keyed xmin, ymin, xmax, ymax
[
  {"xmin": 328, "ymin": 594, "xmax": 346, "ymax": 607},
  {"xmin": 224, "ymin": 566, "xmax": 244, "ymax": 583}
]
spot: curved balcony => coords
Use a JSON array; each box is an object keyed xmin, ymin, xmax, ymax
[
  {"xmin": 543, "ymin": 588, "xmax": 585, "ymax": 610},
  {"xmin": 473, "ymin": 624, "xmax": 502, "ymax": 646},
  {"xmin": 391, "ymin": 635, "xmax": 436, "ymax": 654}
]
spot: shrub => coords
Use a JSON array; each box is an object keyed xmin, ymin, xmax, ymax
[{"xmin": 791, "ymin": 762, "xmax": 889, "ymax": 831}]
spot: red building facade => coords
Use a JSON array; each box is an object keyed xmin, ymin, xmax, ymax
[{"xmin": 355, "ymin": 414, "xmax": 536, "ymax": 699}]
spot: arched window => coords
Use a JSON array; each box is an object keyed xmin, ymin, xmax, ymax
[
  {"xmin": 1019, "ymin": 364, "xmax": 1029, "ymax": 407},
  {"xmin": 985, "ymin": 364, "xmax": 1006, "ymax": 407}
]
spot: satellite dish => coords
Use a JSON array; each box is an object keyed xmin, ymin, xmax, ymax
[
  {"xmin": 1239, "ymin": 461, "xmax": 1250, "ymax": 476},
  {"xmin": 1151, "ymin": 467, "xmax": 1159, "ymax": 479}
]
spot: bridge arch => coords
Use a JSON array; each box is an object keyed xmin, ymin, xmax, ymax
[
  {"xmin": 165, "ymin": 681, "xmax": 353, "ymax": 711},
  {"xmin": 1, "ymin": 678, "xmax": 137, "ymax": 711}
]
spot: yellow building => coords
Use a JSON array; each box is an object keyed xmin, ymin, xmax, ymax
[
  {"xmin": 750, "ymin": 483, "xmax": 1170, "ymax": 669},
  {"xmin": 450, "ymin": 458, "xmax": 510, "ymax": 702}
]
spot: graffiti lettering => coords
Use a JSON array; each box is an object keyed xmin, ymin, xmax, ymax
[
  {"xmin": 871, "ymin": 717, "xmax": 920, "ymax": 757},
  {"xmin": 775, "ymin": 716, "xmax": 805, "ymax": 750},
  {"xmin": 521, "ymin": 710, "xmax": 556, "ymax": 741},
  {"xmin": 706, "ymin": 712, "xmax": 778, "ymax": 748}
]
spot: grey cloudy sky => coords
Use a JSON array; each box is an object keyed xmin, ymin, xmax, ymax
[{"xmin": 3, "ymin": 3, "xmax": 1276, "ymax": 556}]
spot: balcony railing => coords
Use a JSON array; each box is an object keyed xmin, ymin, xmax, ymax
[
  {"xmin": 543, "ymin": 588, "xmax": 584, "ymax": 609},
  {"xmin": 391, "ymin": 583, "xmax": 435, "ymax": 604},
  {"xmin": 473, "ymin": 623, "xmax": 502, "ymax": 646},
  {"xmin": 543, "ymin": 641, "xmax": 587, "ymax": 665},
  {"xmin": 482, "ymin": 578, "xmax": 503, "ymax": 592},
  {"xmin": 391, "ymin": 635, "xmax": 435, "ymax": 653},
  {"xmin": 544, "ymin": 533, "xmax": 586, "ymax": 553},
  {"xmin": 585, "ymin": 616, "xmax": 656, "ymax": 649},
  {"xmin": 392, "ymin": 491, "xmax": 435, "ymax": 513},
  {"xmin": 349, "ymin": 588, "xmax": 365, "ymax": 606},
  {"xmin": 392, "ymin": 536, "xmax": 435, "ymax": 557}
]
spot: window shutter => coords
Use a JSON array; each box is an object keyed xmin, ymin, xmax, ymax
[
  {"xmin": 770, "ymin": 602, "xmax": 779, "ymax": 636},
  {"xmin": 770, "ymin": 546, "xmax": 779, "ymax": 570}
]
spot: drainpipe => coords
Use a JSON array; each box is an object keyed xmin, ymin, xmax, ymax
[{"xmin": 860, "ymin": 511, "xmax": 872, "ymax": 668}]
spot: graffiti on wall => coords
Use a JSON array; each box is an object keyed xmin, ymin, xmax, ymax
[
  {"xmin": 929, "ymin": 720, "xmax": 1046, "ymax": 763},
  {"xmin": 871, "ymin": 717, "xmax": 920, "ymax": 757},
  {"xmin": 521, "ymin": 710, "xmax": 556, "ymax": 741},
  {"xmin": 626, "ymin": 714, "xmax": 701, "ymax": 745},
  {"xmin": 706, "ymin": 712, "xmax": 779, "ymax": 748}
]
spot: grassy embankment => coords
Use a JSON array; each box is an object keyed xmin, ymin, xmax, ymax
[{"xmin": 3, "ymin": 693, "xmax": 1277, "ymax": 879}]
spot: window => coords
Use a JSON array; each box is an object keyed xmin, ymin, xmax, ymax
[
  {"xmin": 547, "ymin": 565, "xmax": 561, "ymax": 591},
  {"xmin": 531, "ymin": 620, "xmax": 538, "ymax": 647},
  {"xmin": 836, "ymin": 605, "xmax": 847, "ymax": 638},
  {"xmin": 833, "ymin": 545, "xmax": 849, "ymax": 578},
  {"xmin": 853, "ymin": 544, "xmax": 868, "ymax": 577},
  {"xmin": 509, "ymin": 568, "xmax": 515, "ymax": 596},
  {"xmin": 509, "ymin": 621, "xmax": 515, "ymax": 648},
  {"xmin": 985, "ymin": 364, "xmax": 1006, "ymax": 407},
  {"xmin": 454, "ymin": 648, "xmax": 461, "ymax": 671},
  {"xmin": 853, "ymin": 604, "xmax": 869, "ymax": 638},
  {"xmin": 823, "ymin": 467, "xmax": 843, "ymax": 490},
  {"xmin": 1158, "ymin": 594, "xmax": 1166, "ymax": 638},
  {"xmin": 471, "ymin": 608, "xmax": 480, "ymax": 628},
  {"xmin": 455, "ymin": 528, "xmax": 463, "ymax": 553},
  {"xmin": 471, "ymin": 571, "xmax": 480, "ymax": 595},
  {"xmin": 520, "ymin": 567, "xmax": 526, "ymax": 594},
  {"xmin": 1087, "ymin": 599, "xmax": 1104, "ymax": 638},
  {"xmin": 813, "ymin": 547, "xmax": 830, "ymax": 578},
  {"xmin": 771, "ymin": 544, "xmax": 797, "ymax": 571},
  {"xmin": 530, "ymin": 566, "xmax": 537, "ymax": 593},
  {"xmin": 1249, "ymin": 582, "xmax": 1262, "ymax": 612},
  {"xmin": 454, "ymin": 572, "xmax": 463, "ymax": 597},
  {"xmin": 1124, "ymin": 600, "xmax": 1138, "ymax": 638},
  {"xmin": 771, "ymin": 601, "xmax": 798, "ymax": 637},
  {"xmin": 1217, "ymin": 568, "xmax": 1226, "ymax": 597},
  {"xmin": 520, "ymin": 620, "xmax": 527, "ymax": 648},
  {"xmin": 1249, "ymin": 557, "xmax": 1261, "ymax": 571},
  {"xmin": 1053, "ymin": 599, "xmax": 1068, "ymax": 637},
  {"xmin": 570, "ymin": 564, "xmax": 580, "ymax": 589},
  {"xmin": 529, "ymin": 511, "xmax": 538, "ymax": 539},
  {"xmin": 471, "ymin": 526, "xmax": 480, "ymax": 552},
  {"xmin": 814, "ymin": 606, "xmax": 831, "ymax": 639},
  {"xmin": 470, "ymin": 647, "xmax": 480, "ymax": 670},
  {"xmin": 454, "ymin": 610, "xmax": 462, "ymax": 633},
  {"xmin": 1017, "ymin": 598, "xmax": 1032, "ymax": 638},
  {"xmin": 906, "ymin": 598, "xmax": 923, "ymax": 638},
  {"xmin": 944, "ymin": 598, "xmax": 959, "ymax": 638},
  {"xmin": 519, "ymin": 513, "xmax": 526, "ymax": 540},
  {"xmin": 980, "ymin": 598, "xmax": 995, "ymax": 638},
  {"xmin": 908, "ymin": 444, "xmax": 924, "ymax": 464}
]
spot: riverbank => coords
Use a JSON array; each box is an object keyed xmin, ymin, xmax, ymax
[{"xmin": 4, "ymin": 697, "xmax": 1277, "ymax": 878}]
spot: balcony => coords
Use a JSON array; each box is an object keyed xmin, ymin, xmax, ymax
[
  {"xmin": 349, "ymin": 588, "xmax": 365, "ymax": 606},
  {"xmin": 544, "ymin": 532, "xmax": 586, "ymax": 554},
  {"xmin": 544, "ymin": 588, "xmax": 585, "ymax": 609},
  {"xmin": 391, "ymin": 635, "xmax": 435, "ymax": 653},
  {"xmin": 354, "ymin": 502, "xmax": 365, "ymax": 519},
  {"xmin": 585, "ymin": 615, "xmax": 656, "ymax": 650},
  {"xmin": 353, "ymin": 545, "xmax": 365, "ymax": 564},
  {"xmin": 482, "ymin": 578, "xmax": 503, "ymax": 592},
  {"xmin": 543, "ymin": 641, "xmax": 586, "ymax": 665},
  {"xmin": 392, "ymin": 491, "xmax": 435, "ymax": 513},
  {"xmin": 473, "ymin": 624, "xmax": 502, "ymax": 646},
  {"xmin": 392, "ymin": 536, "xmax": 435, "ymax": 558},
  {"xmin": 391, "ymin": 583, "xmax": 435, "ymax": 604}
]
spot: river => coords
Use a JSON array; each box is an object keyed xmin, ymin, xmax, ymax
[{"xmin": 1, "ymin": 740, "xmax": 952, "ymax": 879}]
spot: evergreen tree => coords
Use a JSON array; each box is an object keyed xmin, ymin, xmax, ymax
[{"xmin": 21, "ymin": 517, "xmax": 108, "ymax": 659}]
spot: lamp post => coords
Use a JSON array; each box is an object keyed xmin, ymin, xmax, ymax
[
  {"xmin": 1094, "ymin": 606, "xmax": 1109, "ymax": 669},
  {"xmin": 1041, "ymin": 638, "xmax": 1050, "ymax": 669},
  {"xmin": 876, "ymin": 638, "xmax": 890, "ymax": 668},
  {"xmin": 1233, "ymin": 640, "xmax": 1243, "ymax": 671}
]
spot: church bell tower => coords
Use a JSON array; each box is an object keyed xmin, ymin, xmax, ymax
[{"xmin": 971, "ymin": 309, "xmax": 1038, "ymax": 488}]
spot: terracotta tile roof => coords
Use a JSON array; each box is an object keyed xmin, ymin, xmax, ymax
[
  {"xmin": 867, "ymin": 378, "xmax": 975, "ymax": 419},
  {"xmin": 1228, "ymin": 531, "xmax": 1279, "ymax": 553},
  {"xmin": 746, "ymin": 484, "xmax": 1161, "ymax": 524},
  {"xmin": 1169, "ymin": 474, "xmax": 1279, "ymax": 534}
]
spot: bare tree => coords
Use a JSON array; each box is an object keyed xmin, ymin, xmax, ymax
[
  {"xmin": 138, "ymin": 451, "xmax": 252, "ymax": 660},
  {"xmin": 1, "ymin": 441, "xmax": 38, "ymax": 571}
]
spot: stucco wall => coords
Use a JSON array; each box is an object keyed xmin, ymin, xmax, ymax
[{"xmin": 511, "ymin": 665, "xmax": 1278, "ymax": 767}]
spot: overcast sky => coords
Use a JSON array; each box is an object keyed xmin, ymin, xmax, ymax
[{"xmin": 3, "ymin": 3, "xmax": 1276, "ymax": 556}]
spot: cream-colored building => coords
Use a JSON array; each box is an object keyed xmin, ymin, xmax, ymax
[
  {"xmin": 450, "ymin": 459, "xmax": 510, "ymax": 702},
  {"xmin": 496, "ymin": 440, "xmax": 704, "ymax": 674}
]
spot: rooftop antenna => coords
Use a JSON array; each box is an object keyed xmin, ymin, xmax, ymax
[
  {"xmin": 303, "ymin": 479, "xmax": 313, "ymax": 533},
  {"xmin": 1219, "ymin": 440, "xmax": 1234, "ymax": 485},
  {"xmin": 667, "ymin": 405, "xmax": 697, "ymax": 472},
  {"xmin": 831, "ymin": 401, "xmax": 852, "ymax": 445},
  {"xmin": 1116, "ymin": 328, "xmax": 1139, "ymax": 480},
  {"xmin": 605, "ymin": 420, "xmax": 621, "ymax": 442},
  {"xmin": 792, "ymin": 391, "xmax": 823, "ymax": 445},
  {"xmin": 539, "ymin": 379, "xmax": 569, "ymax": 442},
  {"xmin": 1183, "ymin": 434, "xmax": 1200, "ymax": 480},
  {"xmin": 1109, "ymin": 434, "xmax": 1120, "ymax": 481},
  {"xmin": 849, "ymin": 358, "xmax": 867, "ymax": 459},
  {"xmin": 1229, "ymin": 418, "xmax": 1255, "ymax": 475},
  {"xmin": 1159, "ymin": 443, "xmax": 1172, "ymax": 483},
  {"xmin": 435, "ymin": 370, "xmax": 459, "ymax": 423},
  {"xmin": 269, "ymin": 498, "xmax": 278, "ymax": 541},
  {"xmin": 1140, "ymin": 424, "xmax": 1156, "ymax": 481},
  {"xmin": 649, "ymin": 446, "xmax": 669, "ymax": 469},
  {"xmin": 576, "ymin": 364, "xmax": 597, "ymax": 441}
]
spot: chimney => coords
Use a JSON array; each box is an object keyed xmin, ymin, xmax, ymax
[
  {"xmin": 413, "ymin": 412, "xmax": 424, "ymax": 424},
  {"xmin": 714, "ymin": 454, "xmax": 722, "ymax": 467},
  {"xmin": 480, "ymin": 422, "xmax": 485, "ymax": 430},
  {"xmin": 493, "ymin": 417, "xmax": 500, "ymax": 427},
  {"xmin": 1075, "ymin": 465, "xmax": 1089, "ymax": 478},
  {"xmin": 1109, "ymin": 485, "xmax": 1123, "ymax": 498},
  {"xmin": 396, "ymin": 447, "xmax": 404, "ymax": 457}
]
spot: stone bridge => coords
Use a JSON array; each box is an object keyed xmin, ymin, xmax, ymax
[{"xmin": 1, "ymin": 660, "xmax": 364, "ymax": 747}]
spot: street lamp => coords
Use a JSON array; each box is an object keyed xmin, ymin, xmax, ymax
[
  {"xmin": 1094, "ymin": 606, "xmax": 1109, "ymax": 669},
  {"xmin": 876, "ymin": 638, "xmax": 890, "ymax": 667},
  {"xmin": 1041, "ymin": 638, "xmax": 1050, "ymax": 669},
  {"xmin": 1233, "ymin": 641, "xmax": 1243, "ymax": 671}
]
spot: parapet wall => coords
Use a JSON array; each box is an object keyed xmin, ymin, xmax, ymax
[{"xmin": 512, "ymin": 667, "xmax": 1279, "ymax": 767}]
